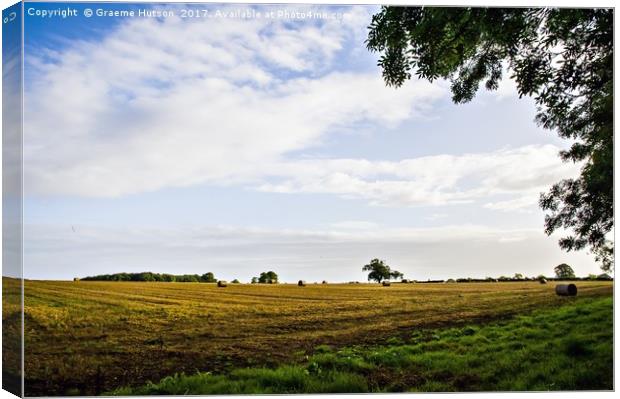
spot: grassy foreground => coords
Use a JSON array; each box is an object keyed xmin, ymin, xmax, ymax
[
  {"xmin": 7, "ymin": 279, "xmax": 611, "ymax": 395},
  {"xmin": 112, "ymin": 296, "xmax": 613, "ymax": 394}
]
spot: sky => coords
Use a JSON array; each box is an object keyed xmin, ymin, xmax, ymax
[
  {"xmin": 2, "ymin": 1, "xmax": 23, "ymax": 280},
  {"xmin": 19, "ymin": 2, "xmax": 604, "ymax": 281}
]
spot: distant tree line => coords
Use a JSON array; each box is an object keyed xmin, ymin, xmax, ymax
[
  {"xmin": 80, "ymin": 272, "xmax": 217, "ymax": 283},
  {"xmin": 407, "ymin": 274, "xmax": 612, "ymax": 284},
  {"xmin": 361, "ymin": 259, "xmax": 612, "ymax": 284},
  {"xmin": 77, "ymin": 263, "xmax": 612, "ymax": 284},
  {"xmin": 80, "ymin": 270, "xmax": 282, "ymax": 284}
]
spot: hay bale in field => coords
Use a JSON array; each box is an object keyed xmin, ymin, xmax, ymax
[
  {"xmin": 217, "ymin": 280, "xmax": 228, "ymax": 287},
  {"xmin": 401, "ymin": 279, "xmax": 409, "ymax": 283},
  {"xmin": 555, "ymin": 283, "xmax": 577, "ymax": 296},
  {"xmin": 539, "ymin": 278, "xmax": 547, "ymax": 284},
  {"xmin": 298, "ymin": 280, "xmax": 306, "ymax": 287},
  {"xmin": 382, "ymin": 281, "xmax": 391, "ymax": 287},
  {"xmin": 73, "ymin": 278, "xmax": 80, "ymax": 282}
]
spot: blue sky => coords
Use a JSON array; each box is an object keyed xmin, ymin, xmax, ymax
[
  {"xmin": 20, "ymin": 2, "xmax": 602, "ymax": 281},
  {"xmin": 2, "ymin": 1, "xmax": 23, "ymax": 280}
]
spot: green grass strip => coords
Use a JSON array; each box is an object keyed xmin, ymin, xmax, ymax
[{"xmin": 110, "ymin": 297, "xmax": 613, "ymax": 394}]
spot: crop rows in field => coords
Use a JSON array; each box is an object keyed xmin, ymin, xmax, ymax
[{"xmin": 6, "ymin": 279, "xmax": 612, "ymax": 395}]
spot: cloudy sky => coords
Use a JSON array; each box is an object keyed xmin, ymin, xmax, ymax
[{"xmin": 21, "ymin": 2, "xmax": 601, "ymax": 281}]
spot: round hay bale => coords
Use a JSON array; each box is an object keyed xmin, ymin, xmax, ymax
[
  {"xmin": 555, "ymin": 283, "xmax": 577, "ymax": 296},
  {"xmin": 539, "ymin": 278, "xmax": 547, "ymax": 284},
  {"xmin": 382, "ymin": 281, "xmax": 391, "ymax": 287},
  {"xmin": 298, "ymin": 280, "xmax": 306, "ymax": 287},
  {"xmin": 217, "ymin": 280, "xmax": 228, "ymax": 287}
]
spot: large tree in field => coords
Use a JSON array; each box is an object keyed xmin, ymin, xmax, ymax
[
  {"xmin": 554, "ymin": 263, "xmax": 576, "ymax": 279},
  {"xmin": 363, "ymin": 258, "xmax": 404, "ymax": 283},
  {"xmin": 258, "ymin": 271, "xmax": 279, "ymax": 284},
  {"xmin": 366, "ymin": 7, "xmax": 613, "ymax": 272}
]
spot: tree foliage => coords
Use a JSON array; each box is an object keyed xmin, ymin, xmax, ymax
[
  {"xmin": 554, "ymin": 263, "xmax": 576, "ymax": 279},
  {"xmin": 362, "ymin": 258, "xmax": 404, "ymax": 283},
  {"xmin": 257, "ymin": 271, "xmax": 279, "ymax": 284},
  {"xmin": 81, "ymin": 272, "xmax": 217, "ymax": 283},
  {"xmin": 367, "ymin": 7, "xmax": 613, "ymax": 271}
]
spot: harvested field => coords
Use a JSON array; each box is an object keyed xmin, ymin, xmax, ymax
[{"xmin": 3, "ymin": 278, "xmax": 612, "ymax": 395}]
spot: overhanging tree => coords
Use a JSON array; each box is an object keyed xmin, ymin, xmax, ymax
[{"xmin": 366, "ymin": 7, "xmax": 613, "ymax": 271}]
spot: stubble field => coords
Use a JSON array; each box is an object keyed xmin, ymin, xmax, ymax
[{"xmin": 1, "ymin": 278, "xmax": 613, "ymax": 395}]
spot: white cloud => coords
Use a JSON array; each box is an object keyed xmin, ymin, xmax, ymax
[
  {"xmin": 257, "ymin": 144, "xmax": 581, "ymax": 209},
  {"xmin": 23, "ymin": 5, "xmax": 580, "ymax": 215},
  {"xmin": 24, "ymin": 5, "xmax": 445, "ymax": 198},
  {"xmin": 493, "ymin": 77, "xmax": 519, "ymax": 100},
  {"xmin": 484, "ymin": 194, "xmax": 541, "ymax": 213},
  {"xmin": 426, "ymin": 213, "xmax": 448, "ymax": 221},
  {"xmin": 490, "ymin": 71, "xmax": 520, "ymax": 100},
  {"xmin": 329, "ymin": 221, "xmax": 380, "ymax": 230}
]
